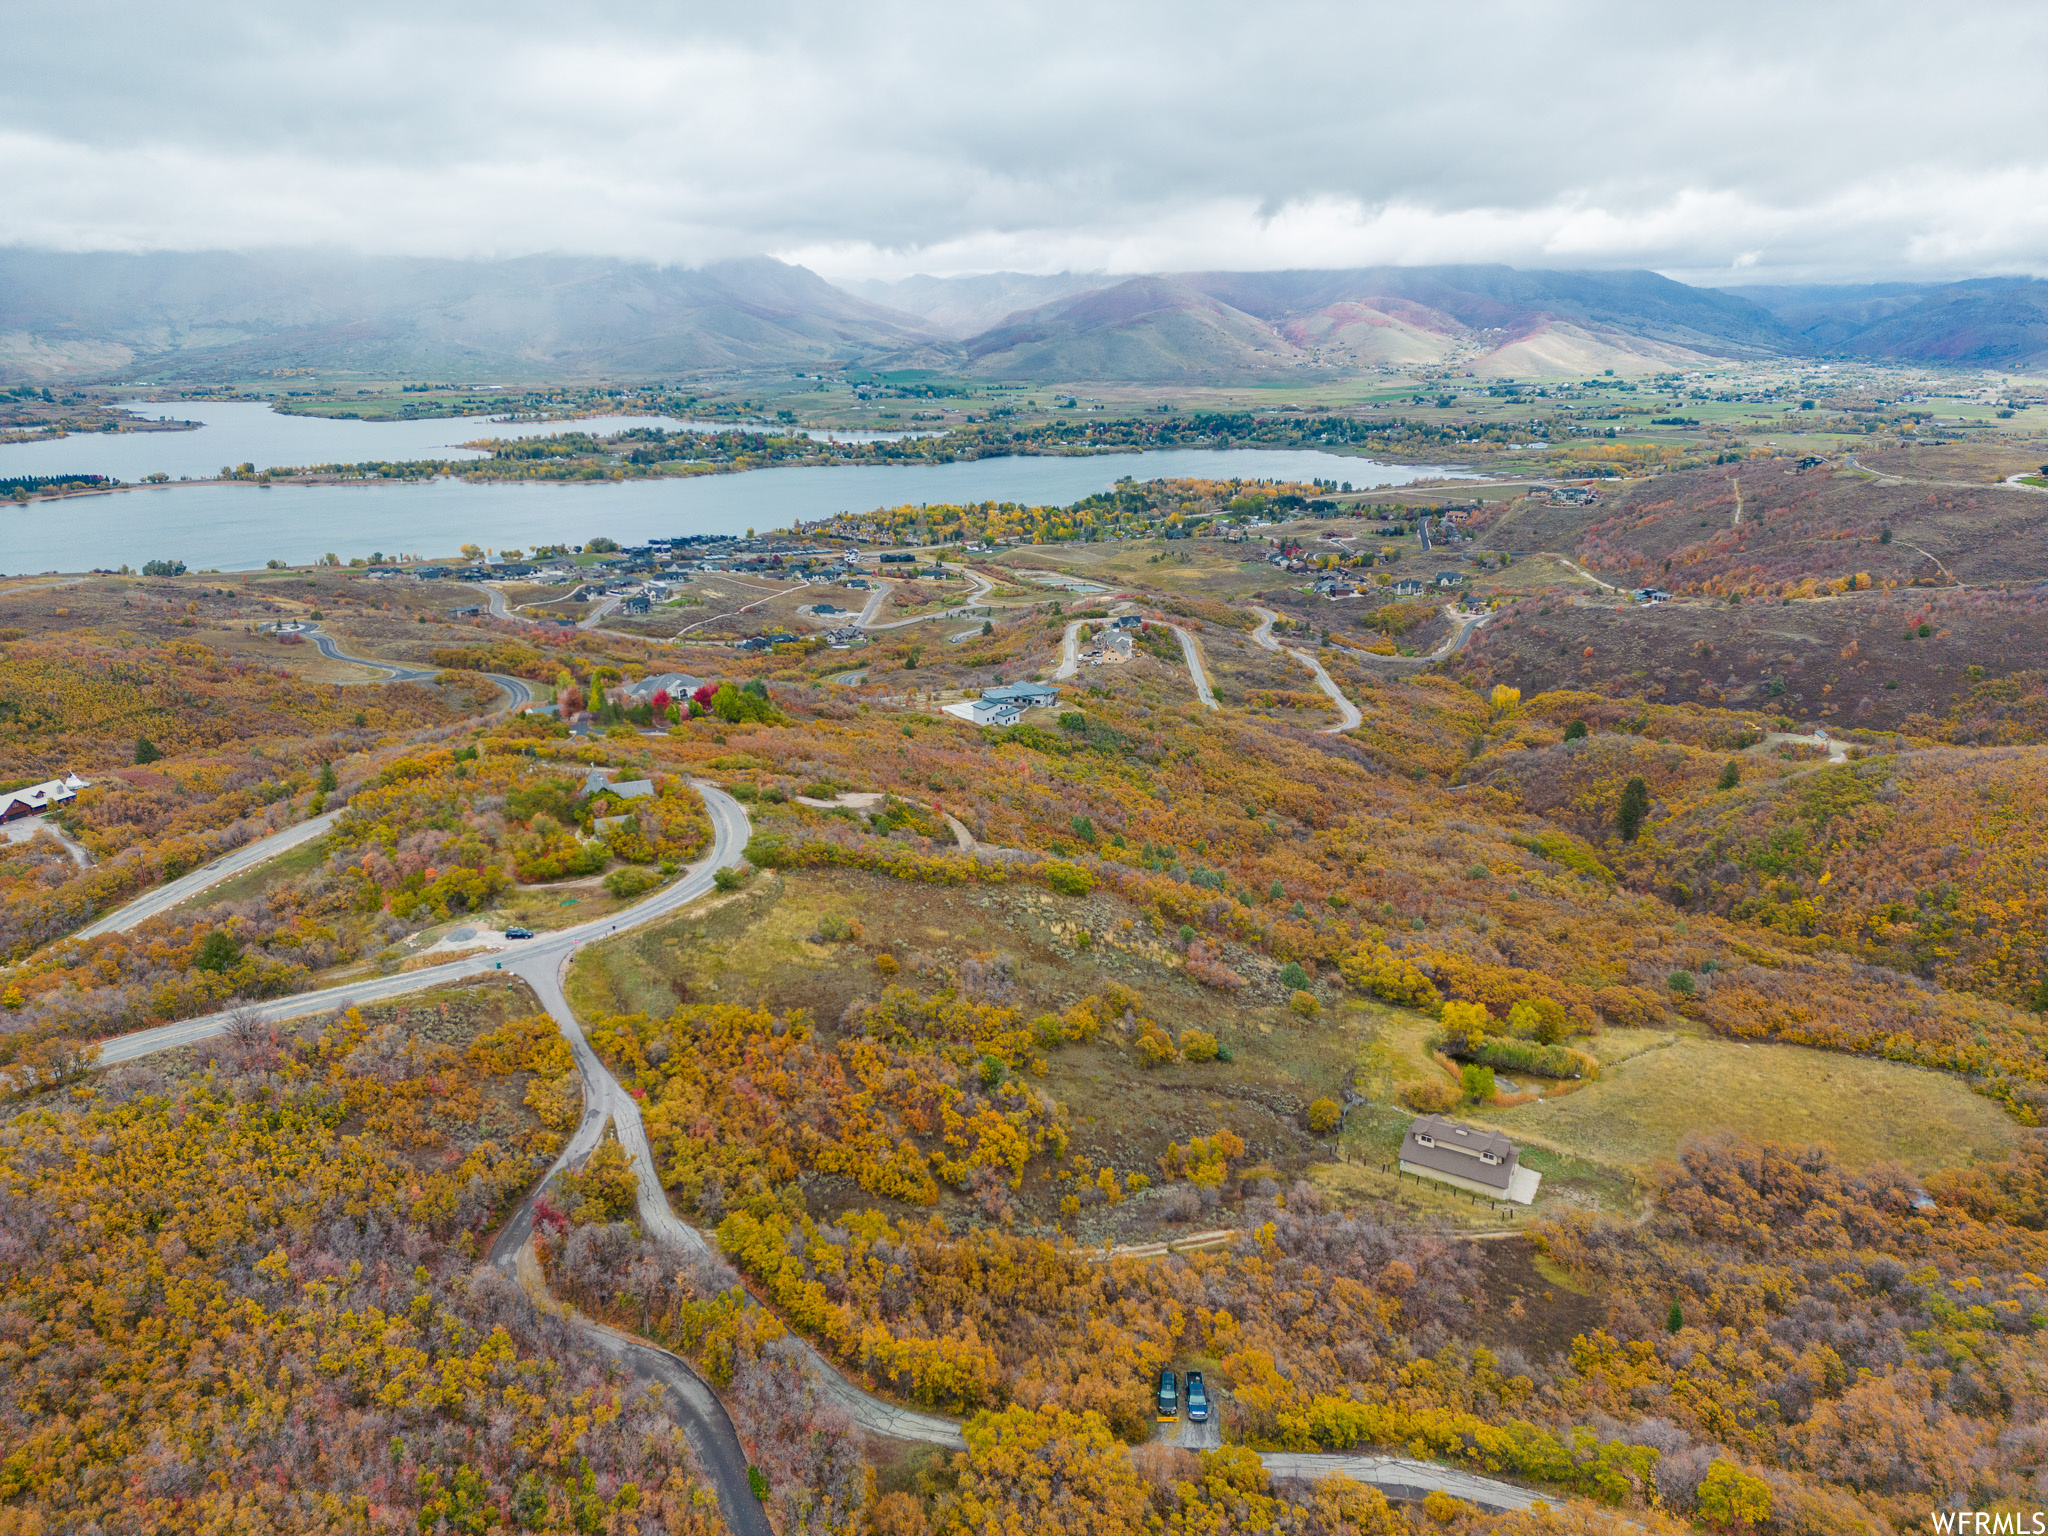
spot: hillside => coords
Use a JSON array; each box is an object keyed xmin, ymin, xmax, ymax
[
  {"xmin": 0, "ymin": 249, "xmax": 942, "ymax": 382},
  {"xmin": 1728, "ymin": 276, "xmax": 2048, "ymax": 367},
  {"xmin": 8, "ymin": 510, "xmax": 2048, "ymax": 1532},
  {"xmin": 945, "ymin": 264, "xmax": 1807, "ymax": 380},
  {"xmin": 15, "ymin": 248, "xmax": 2047, "ymax": 384},
  {"xmin": 1623, "ymin": 745, "xmax": 2048, "ymax": 1009}
]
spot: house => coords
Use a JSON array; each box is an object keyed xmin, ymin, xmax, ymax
[
  {"xmin": 1112, "ymin": 614, "xmax": 1143, "ymax": 630},
  {"xmin": 0, "ymin": 772, "xmax": 87, "ymax": 823},
  {"xmin": 942, "ymin": 697, "xmax": 1026, "ymax": 727},
  {"xmin": 980, "ymin": 681, "xmax": 1059, "ymax": 709},
  {"xmin": 1391, "ymin": 578, "xmax": 1428, "ymax": 597},
  {"xmin": 622, "ymin": 595, "xmax": 651, "ymax": 616},
  {"xmin": 1107, "ymin": 632, "xmax": 1134, "ymax": 658},
  {"xmin": 1398, "ymin": 1115, "xmax": 1541, "ymax": 1204},
  {"xmin": 606, "ymin": 779, "xmax": 656, "ymax": 801},
  {"xmin": 1434, "ymin": 571, "xmax": 1465, "ymax": 588},
  {"xmin": 621, "ymin": 672, "xmax": 702, "ymax": 704}
]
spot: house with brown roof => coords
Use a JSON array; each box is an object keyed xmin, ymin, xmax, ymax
[{"xmin": 1398, "ymin": 1114, "xmax": 1541, "ymax": 1204}]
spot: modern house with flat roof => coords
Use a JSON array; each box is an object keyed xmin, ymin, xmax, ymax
[
  {"xmin": 980, "ymin": 681, "xmax": 1059, "ymax": 709},
  {"xmin": 1398, "ymin": 1115, "xmax": 1541, "ymax": 1204}
]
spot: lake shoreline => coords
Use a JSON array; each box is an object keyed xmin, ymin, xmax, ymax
[{"xmin": 5, "ymin": 438, "xmax": 1494, "ymax": 507}]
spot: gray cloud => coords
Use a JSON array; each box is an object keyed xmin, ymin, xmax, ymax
[{"xmin": 3, "ymin": 0, "xmax": 2044, "ymax": 284}]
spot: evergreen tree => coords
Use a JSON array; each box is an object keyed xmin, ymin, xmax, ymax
[
  {"xmin": 194, "ymin": 929, "xmax": 242, "ymax": 973},
  {"xmin": 133, "ymin": 737, "xmax": 161, "ymax": 764},
  {"xmin": 1717, "ymin": 759, "xmax": 1741, "ymax": 791},
  {"xmin": 1617, "ymin": 776, "xmax": 1651, "ymax": 842}
]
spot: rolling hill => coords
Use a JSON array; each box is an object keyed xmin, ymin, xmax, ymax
[
  {"xmin": 930, "ymin": 265, "xmax": 1810, "ymax": 381},
  {"xmin": 1727, "ymin": 277, "xmax": 2048, "ymax": 368},
  {"xmin": 0, "ymin": 249, "xmax": 942, "ymax": 382},
  {"xmin": 8, "ymin": 247, "xmax": 2044, "ymax": 384}
]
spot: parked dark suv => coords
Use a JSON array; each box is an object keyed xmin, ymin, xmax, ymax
[
  {"xmin": 1185, "ymin": 1370, "xmax": 1208, "ymax": 1422},
  {"xmin": 1155, "ymin": 1368, "xmax": 1179, "ymax": 1421}
]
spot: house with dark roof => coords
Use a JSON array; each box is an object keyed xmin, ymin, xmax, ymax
[
  {"xmin": 980, "ymin": 681, "xmax": 1059, "ymax": 709},
  {"xmin": 1398, "ymin": 1115, "xmax": 1541, "ymax": 1204}
]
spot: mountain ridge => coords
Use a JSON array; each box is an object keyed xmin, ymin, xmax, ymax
[{"xmin": 5, "ymin": 248, "xmax": 2044, "ymax": 383}]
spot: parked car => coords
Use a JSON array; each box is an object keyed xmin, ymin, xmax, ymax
[
  {"xmin": 1185, "ymin": 1371, "xmax": 1208, "ymax": 1422},
  {"xmin": 504, "ymin": 926, "xmax": 534, "ymax": 940},
  {"xmin": 1156, "ymin": 1369, "xmax": 1179, "ymax": 1422}
]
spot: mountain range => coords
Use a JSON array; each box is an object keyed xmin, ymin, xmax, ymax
[{"xmin": 3, "ymin": 248, "xmax": 2044, "ymax": 384}]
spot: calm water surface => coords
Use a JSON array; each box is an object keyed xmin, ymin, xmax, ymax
[{"xmin": 0, "ymin": 405, "xmax": 1477, "ymax": 572}]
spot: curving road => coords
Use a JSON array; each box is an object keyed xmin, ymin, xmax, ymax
[
  {"xmin": 310, "ymin": 627, "xmax": 536, "ymax": 709},
  {"xmin": 70, "ymin": 630, "xmax": 531, "ymax": 947},
  {"xmin": 97, "ymin": 782, "xmax": 751, "ymax": 1066},
  {"xmin": 1248, "ymin": 607, "xmax": 1362, "ymax": 734},
  {"xmin": 88, "ymin": 781, "xmax": 1538, "ymax": 1513}
]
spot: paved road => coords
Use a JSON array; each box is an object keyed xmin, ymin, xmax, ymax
[
  {"xmin": 1249, "ymin": 606, "xmax": 1362, "ymax": 733},
  {"xmin": 1053, "ymin": 619, "xmax": 1085, "ymax": 680},
  {"xmin": 68, "ymin": 629, "xmax": 533, "ymax": 946},
  {"xmin": 89, "ymin": 780, "xmax": 1541, "ymax": 1513},
  {"xmin": 75, "ymin": 811, "xmax": 342, "ymax": 940},
  {"xmin": 856, "ymin": 580, "xmax": 893, "ymax": 626},
  {"xmin": 1164, "ymin": 624, "xmax": 1219, "ymax": 711},
  {"xmin": 96, "ymin": 781, "xmax": 750, "ymax": 1065},
  {"xmin": 310, "ymin": 627, "xmax": 536, "ymax": 709},
  {"xmin": 1427, "ymin": 605, "xmax": 1496, "ymax": 661},
  {"xmin": 312, "ymin": 631, "xmax": 436, "ymax": 682},
  {"xmin": 1261, "ymin": 1454, "xmax": 1536, "ymax": 1511}
]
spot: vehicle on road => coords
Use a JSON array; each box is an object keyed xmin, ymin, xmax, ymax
[
  {"xmin": 504, "ymin": 926, "xmax": 534, "ymax": 939},
  {"xmin": 1156, "ymin": 1369, "xmax": 1179, "ymax": 1422},
  {"xmin": 1185, "ymin": 1371, "xmax": 1208, "ymax": 1422}
]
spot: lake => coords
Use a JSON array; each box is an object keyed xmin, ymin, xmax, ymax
[
  {"xmin": 0, "ymin": 404, "xmax": 1478, "ymax": 572},
  {"xmin": 0, "ymin": 401, "xmax": 932, "ymax": 487}
]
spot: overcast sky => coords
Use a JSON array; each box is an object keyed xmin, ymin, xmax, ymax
[{"xmin": 5, "ymin": 1, "xmax": 2044, "ymax": 288}]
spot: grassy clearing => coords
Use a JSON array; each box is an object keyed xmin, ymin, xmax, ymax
[
  {"xmin": 563, "ymin": 866, "xmax": 1405, "ymax": 1236},
  {"xmin": 1329, "ymin": 1097, "xmax": 1638, "ymax": 1221},
  {"xmin": 1480, "ymin": 1032, "xmax": 2019, "ymax": 1173},
  {"xmin": 181, "ymin": 834, "xmax": 332, "ymax": 912}
]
